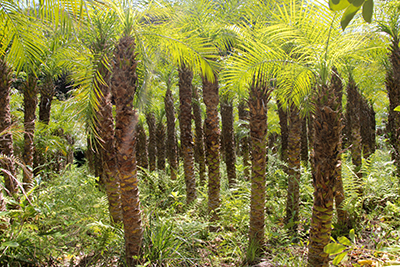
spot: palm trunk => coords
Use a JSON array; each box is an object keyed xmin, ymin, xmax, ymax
[
  {"xmin": 331, "ymin": 68, "xmax": 347, "ymax": 228},
  {"xmin": 192, "ymin": 86, "xmax": 206, "ymax": 185},
  {"xmin": 94, "ymin": 59, "xmax": 122, "ymax": 224},
  {"xmin": 39, "ymin": 76, "xmax": 55, "ymax": 125},
  {"xmin": 308, "ymin": 84, "xmax": 341, "ymax": 267},
  {"xmin": 387, "ymin": 36, "xmax": 400, "ymax": 177},
  {"xmin": 248, "ymin": 74, "xmax": 270, "ymax": 252},
  {"xmin": 202, "ymin": 74, "xmax": 221, "ymax": 221},
  {"xmin": 0, "ymin": 59, "xmax": 18, "ymax": 198},
  {"xmin": 277, "ymin": 100, "xmax": 288, "ymax": 164},
  {"xmin": 22, "ymin": 74, "xmax": 38, "ymax": 190},
  {"xmin": 238, "ymin": 100, "xmax": 250, "ymax": 180},
  {"xmin": 300, "ymin": 116, "xmax": 308, "ymax": 165},
  {"xmin": 346, "ymin": 77, "xmax": 363, "ymax": 194},
  {"xmin": 146, "ymin": 112, "xmax": 157, "ymax": 172},
  {"xmin": 360, "ymin": 97, "xmax": 375, "ymax": 159},
  {"xmin": 156, "ymin": 119, "xmax": 166, "ymax": 171},
  {"xmin": 111, "ymin": 35, "xmax": 143, "ymax": 266},
  {"xmin": 178, "ymin": 66, "xmax": 196, "ymax": 204},
  {"xmin": 164, "ymin": 87, "xmax": 178, "ymax": 180},
  {"xmin": 285, "ymin": 105, "xmax": 301, "ymax": 232},
  {"xmin": 136, "ymin": 122, "xmax": 148, "ymax": 169},
  {"xmin": 221, "ymin": 99, "xmax": 236, "ymax": 187}
]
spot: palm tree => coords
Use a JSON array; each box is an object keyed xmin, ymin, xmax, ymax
[
  {"xmin": 248, "ymin": 72, "xmax": 271, "ymax": 252},
  {"xmin": 164, "ymin": 86, "xmax": 178, "ymax": 180},
  {"xmin": 192, "ymin": 85, "xmax": 206, "ymax": 186},
  {"xmin": 21, "ymin": 73, "xmax": 38, "ymax": 189},
  {"xmin": 285, "ymin": 105, "xmax": 301, "ymax": 232},
  {"xmin": 221, "ymin": 95, "xmax": 237, "ymax": 188},
  {"xmin": 223, "ymin": 1, "xmax": 369, "ymax": 264},
  {"xmin": 156, "ymin": 112, "xmax": 166, "ymax": 171},
  {"xmin": 0, "ymin": 58, "xmax": 18, "ymax": 197},
  {"xmin": 346, "ymin": 75, "xmax": 363, "ymax": 194},
  {"xmin": 110, "ymin": 13, "xmax": 143, "ymax": 264},
  {"xmin": 300, "ymin": 116, "xmax": 308, "ymax": 165},
  {"xmin": 178, "ymin": 65, "xmax": 197, "ymax": 204},
  {"xmin": 331, "ymin": 67, "xmax": 347, "ymax": 228},
  {"xmin": 360, "ymin": 97, "xmax": 375, "ymax": 159},
  {"xmin": 38, "ymin": 75, "xmax": 55, "ymax": 125},
  {"xmin": 277, "ymin": 100, "xmax": 289, "ymax": 164},
  {"xmin": 202, "ymin": 73, "xmax": 221, "ymax": 219},
  {"xmin": 146, "ymin": 111, "xmax": 157, "ymax": 172},
  {"xmin": 378, "ymin": 8, "xmax": 400, "ymax": 176},
  {"xmin": 136, "ymin": 120, "xmax": 148, "ymax": 169},
  {"xmin": 238, "ymin": 100, "xmax": 250, "ymax": 180}
]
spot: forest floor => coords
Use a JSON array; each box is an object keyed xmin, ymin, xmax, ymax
[{"xmin": 1, "ymin": 148, "xmax": 400, "ymax": 266}]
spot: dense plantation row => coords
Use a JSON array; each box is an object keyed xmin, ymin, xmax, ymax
[{"xmin": 1, "ymin": 0, "xmax": 400, "ymax": 266}]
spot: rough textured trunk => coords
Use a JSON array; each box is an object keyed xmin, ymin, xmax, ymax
[
  {"xmin": 22, "ymin": 75, "xmax": 38, "ymax": 190},
  {"xmin": 221, "ymin": 99, "xmax": 236, "ymax": 187},
  {"xmin": 238, "ymin": 100, "xmax": 250, "ymax": 180},
  {"xmin": 156, "ymin": 119, "xmax": 166, "ymax": 171},
  {"xmin": 178, "ymin": 66, "xmax": 196, "ymax": 204},
  {"xmin": 38, "ymin": 76, "xmax": 55, "ymax": 125},
  {"xmin": 308, "ymin": 113, "xmax": 315, "ymax": 170},
  {"xmin": 360, "ymin": 97, "xmax": 375, "ymax": 159},
  {"xmin": 285, "ymin": 105, "xmax": 301, "ymax": 232},
  {"xmin": 331, "ymin": 68, "xmax": 347, "ymax": 228},
  {"xmin": 308, "ymin": 84, "xmax": 341, "ymax": 267},
  {"xmin": 94, "ymin": 59, "xmax": 122, "ymax": 224},
  {"xmin": 269, "ymin": 132, "xmax": 278, "ymax": 155},
  {"xmin": 386, "ymin": 36, "xmax": 400, "ymax": 177},
  {"xmin": 33, "ymin": 76, "xmax": 56, "ymax": 178},
  {"xmin": 111, "ymin": 35, "xmax": 143, "ymax": 266},
  {"xmin": 248, "ymin": 74, "xmax": 270, "ymax": 252},
  {"xmin": 300, "ymin": 116, "xmax": 308, "ymax": 165},
  {"xmin": 346, "ymin": 77, "xmax": 363, "ymax": 194},
  {"xmin": 0, "ymin": 59, "xmax": 17, "ymax": 197},
  {"xmin": 164, "ymin": 87, "xmax": 178, "ymax": 180},
  {"xmin": 136, "ymin": 122, "xmax": 148, "ymax": 169},
  {"xmin": 192, "ymin": 86, "xmax": 206, "ymax": 185},
  {"xmin": 146, "ymin": 112, "xmax": 157, "ymax": 172},
  {"xmin": 277, "ymin": 100, "xmax": 288, "ymax": 164},
  {"xmin": 202, "ymin": 74, "xmax": 221, "ymax": 221}
]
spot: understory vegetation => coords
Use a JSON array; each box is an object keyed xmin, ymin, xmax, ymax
[{"xmin": 1, "ymin": 142, "xmax": 399, "ymax": 266}]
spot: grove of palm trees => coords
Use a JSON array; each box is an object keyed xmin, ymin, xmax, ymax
[{"xmin": 1, "ymin": 0, "xmax": 400, "ymax": 266}]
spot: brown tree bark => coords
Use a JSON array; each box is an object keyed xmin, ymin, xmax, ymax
[
  {"xmin": 146, "ymin": 112, "xmax": 157, "ymax": 172},
  {"xmin": 202, "ymin": 74, "xmax": 221, "ymax": 221},
  {"xmin": 111, "ymin": 35, "xmax": 143, "ymax": 266},
  {"xmin": 331, "ymin": 68, "xmax": 347, "ymax": 228},
  {"xmin": 360, "ymin": 97, "xmax": 375, "ymax": 159},
  {"xmin": 248, "ymin": 74, "xmax": 271, "ymax": 253},
  {"xmin": 94, "ymin": 58, "xmax": 122, "ymax": 224},
  {"xmin": 192, "ymin": 86, "xmax": 206, "ymax": 185},
  {"xmin": 386, "ymin": 34, "xmax": 400, "ymax": 177},
  {"xmin": 178, "ymin": 66, "xmax": 196, "ymax": 204},
  {"xmin": 156, "ymin": 119, "xmax": 166, "ymax": 171},
  {"xmin": 285, "ymin": 105, "xmax": 301, "ymax": 232},
  {"xmin": 0, "ymin": 59, "xmax": 18, "ymax": 198},
  {"xmin": 164, "ymin": 87, "xmax": 178, "ymax": 180},
  {"xmin": 221, "ymin": 99, "xmax": 236, "ymax": 187},
  {"xmin": 136, "ymin": 122, "xmax": 148, "ymax": 169},
  {"xmin": 346, "ymin": 77, "xmax": 363, "ymax": 194},
  {"xmin": 277, "ymin": 100, "xmax": 288, "ymax": 164},
  {"xmin": 38, "ymin": 75, "xmax": 55, "ymax": 125},
  {"xmin": 238, "ymin": 100, "xmax": 250, "ymax": 180},
  {"xmin": 22, "ymin": 74, "xmax": 38, "ymax": 190},
  {"xmin": 300, "ymin": 116, "xmax": 308, "ymax": 165},
  {"xmin": 308, "ymin": 84, "xmax": 341, "ymax": 267}
]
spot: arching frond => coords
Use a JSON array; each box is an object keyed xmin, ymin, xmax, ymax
[{"xmin": 0, "ymin": 0, "xmax": 46, "ymax": 72}]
